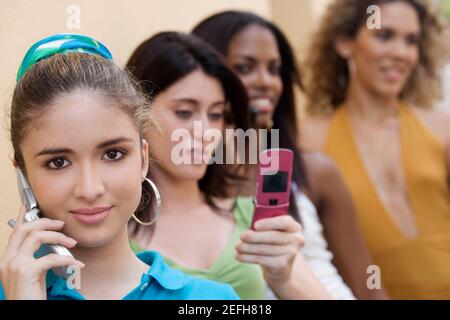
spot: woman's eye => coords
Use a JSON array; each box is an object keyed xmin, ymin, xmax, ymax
[
  {"xmin": 269, "ymin": 64, "xmax": 282, "ymax": 76},
  {"xmin": 175, "ymin": 110, "xmax": 193, "ymax": 119},
  {"xmin": 47, "ymin": 158, "xmax": 70, "ymax": 169},
  {"xmin": 376, "ymin": 30, "xmax": 393, "ymax": 41},
  {"xmin": 405, "ymin": 35, "xmax": 419, "ymax": 46},
  {"xmin": 102, "ymin": 150, "xmax": 125, "ymax": 161},
  {"xmin": 233, "ymin": 63, "xmax": 252, "ymax": 74},
  {"xmin": 208, "ymin": 112, "xmax": 224, "ymax": 121}
]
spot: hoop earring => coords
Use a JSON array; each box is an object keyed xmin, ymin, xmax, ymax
[{"xmin": 132, "ymin": 178, "xmax": 161, "ymax": 226}]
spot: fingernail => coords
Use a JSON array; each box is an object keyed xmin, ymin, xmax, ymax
[{"xmin": 241, "ymin": 232, "xmax": 251, "ymax": 239}]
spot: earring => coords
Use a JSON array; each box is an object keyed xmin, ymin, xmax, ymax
[{"xmin": 132, "ymin": 178, "xmax": 161, "ymax": 226}]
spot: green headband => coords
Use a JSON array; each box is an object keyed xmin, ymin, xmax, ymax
[{"xmin": 17, "ymin": 33, "xmax": 113, "ymax": 82}]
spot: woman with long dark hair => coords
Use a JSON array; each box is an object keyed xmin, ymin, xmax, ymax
[
  {"xmin": 193, "ymin": 11, "xmax": 388, "ymax": 299},
  {"xmin": 126, "ymin": 32, "xmax": 330, "ymax": 299}
]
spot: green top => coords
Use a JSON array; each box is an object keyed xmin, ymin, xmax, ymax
[{"xmin": 130, "ymin": 197, "xmax": 267, "ymax": 300}]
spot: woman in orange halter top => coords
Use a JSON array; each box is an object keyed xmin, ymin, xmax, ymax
[{"xmin": 301, "ymin": 0, "xmax": 450, "ymax": 299}]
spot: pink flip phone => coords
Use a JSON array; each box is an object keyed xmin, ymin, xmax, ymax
[{"xmin": 251, "ymin": 148, "xmax": 294, "ymax": 229}]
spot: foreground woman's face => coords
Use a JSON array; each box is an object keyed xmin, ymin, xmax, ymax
[{"xmin": 19, "ymin": 90, "xmax": 148, "ymax": 248}]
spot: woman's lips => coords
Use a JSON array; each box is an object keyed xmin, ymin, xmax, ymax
[
  {"xmin": 381, "ymin": 66, "xmax": 406, "ymax": 83},
  {"xmin": 70, "ymin": 206, "xmax": 112, "ymax": 225}
]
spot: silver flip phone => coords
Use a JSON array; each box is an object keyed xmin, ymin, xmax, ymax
[{"xmin": 15, "ymin": 169, "xmax": 74, "ymax": 279}]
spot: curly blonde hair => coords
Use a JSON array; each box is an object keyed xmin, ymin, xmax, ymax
[{"xmin": 303, "ymin": 0, "xmax": 450, "ymax": 115}]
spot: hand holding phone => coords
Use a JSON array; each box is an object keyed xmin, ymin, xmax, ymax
[
  {"xmin": 1, "ymin": 206, "xmax": 82, "ymax": 299},
  {"xmin": 8, "ymin": 169, "xmax": 76, "ymax": 279},
  {"xmin": 251, "ymin": 148, "xmax": 294, "ymax": 229},
  {"xmin": 237, "ymin": 149, "xmax": 304, "ymax": 289}
]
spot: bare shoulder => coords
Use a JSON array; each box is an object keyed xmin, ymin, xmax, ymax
[
  {"xmin": 298, "ymin": 116, "xmax": 333, "ymax": 152},
  {"xmin": 302, "ymin": 151, "xmax": 347, "ymax": 204},
  {"xmin": 413, "ymin": 107, "xmax": 450, "ymax": 146},
  {"xmin": 302, "ymin": 151, "xmax": 340, "ymax": 181}
]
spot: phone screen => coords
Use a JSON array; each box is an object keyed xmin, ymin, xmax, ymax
[{"xmin": 262, "ymin": 171, "xmax": 288, "ymax": 193}]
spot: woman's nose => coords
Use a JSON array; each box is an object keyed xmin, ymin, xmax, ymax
[
  {"xmin": 73, "ymin": 163, "xmax": 105, "ymax": 202},
  {"xmin": 391, "ymin": 38, "xmax": 415, "ymax": 60},
  {"xmin": 254, "ymin": 67, "xmax": 273, "ymax": 88}
]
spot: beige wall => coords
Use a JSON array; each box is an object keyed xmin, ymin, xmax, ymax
[
  {"xmin": 272, "ymin": 0, "xmax": 331, "ymax": 52},
  {"xmin": 0, "ymin": 0, "xmax": 327, "ymax": 254},
  {"xmin": 270, "ymin": 0, "xmax": 331, "ymax": 116}
]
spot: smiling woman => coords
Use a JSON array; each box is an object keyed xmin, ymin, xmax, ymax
[
  {"xmin": 301, "ymin": 0, "xmax": 450, "ymax": 299},
  {"xmin": 0, "ymin": 34, "xmax": 239, "ymax": 300}
]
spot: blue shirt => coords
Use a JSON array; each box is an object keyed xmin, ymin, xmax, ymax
[{"xmin": 0, "ymin": 251, "xmax": 239, "ymax": 300}]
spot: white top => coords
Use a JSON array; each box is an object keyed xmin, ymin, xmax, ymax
[
  {"xmin": 294, "ymin": 185, "xmax": 356, "ymax": 300},
  {"xmin": 265, "ymin": 186, "xmax": 356, "ymax": 300}
]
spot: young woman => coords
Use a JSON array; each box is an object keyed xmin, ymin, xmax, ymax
[
  {"xmin": 301, "ymin": 0, "xmax": 450, "ymax": 299},
  {"xmin": 126, "ymin": 32, "xmax": 331, "ymax": 300},
  {"xmin": 0, "ymin": 34, "xmax": 238, "ymax": 300},
  {"xmin": 192, "ymin": 11, "xmax": 388, "ymax": 299}
]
